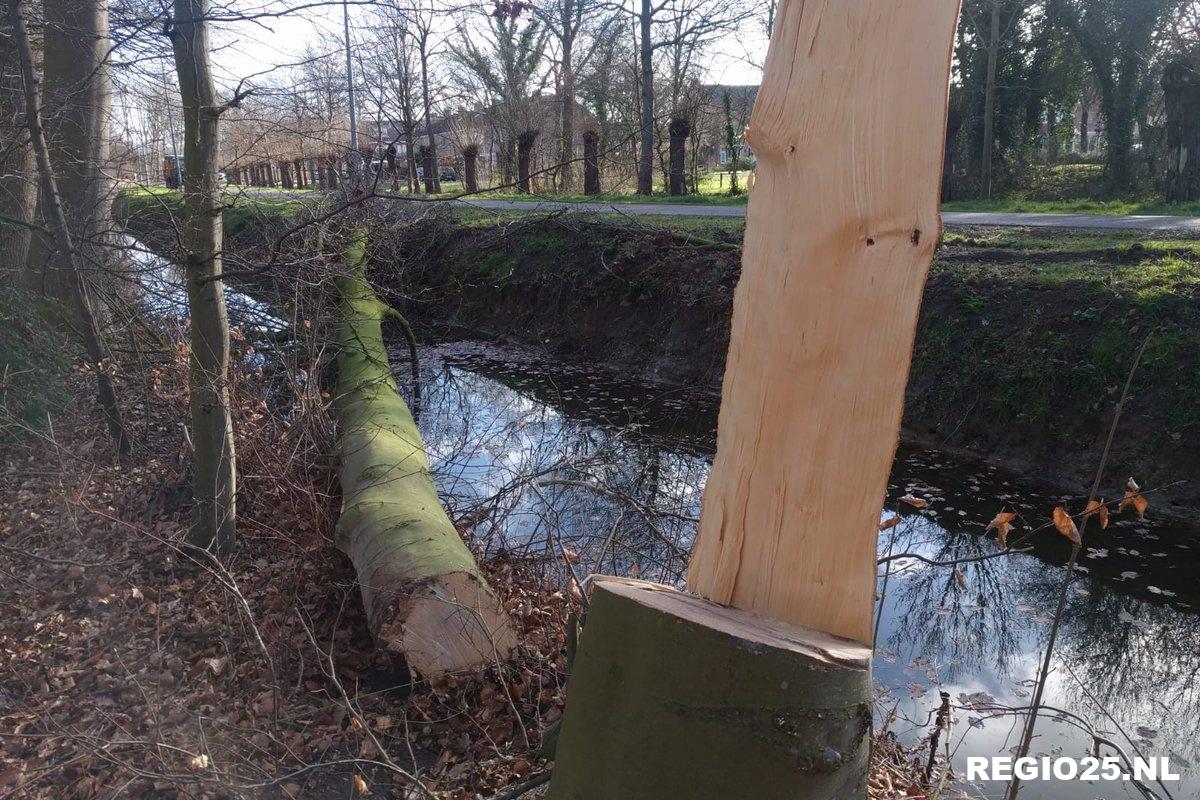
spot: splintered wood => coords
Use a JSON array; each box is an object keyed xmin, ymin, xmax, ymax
[{"xmin": 686, "ymin": 0, "xmax": 962, "ymax": 645}]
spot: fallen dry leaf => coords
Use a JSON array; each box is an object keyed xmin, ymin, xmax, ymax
[
  {"xmin": 1119, "ymin": 489, "xmax": 1148, "ymax": 519},
  {"xmin": 353, "ymin": 773, "xmax": 369, "ymax": 795},
  {"xmin": 899, "ymin": 495, "xmax": 927, "ymax": 510},
  {"xmin": 878, "ymin": 515, "xmax": 902, "ymax": 532}
]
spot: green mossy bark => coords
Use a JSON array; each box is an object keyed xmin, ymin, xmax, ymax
[
  {"xmin": 334, "ymin": 234, "xmax": 512, "ymax": 671},
  {"xmin": 546, "ymin": 578, "xmax": 872, "ymax": 800}
]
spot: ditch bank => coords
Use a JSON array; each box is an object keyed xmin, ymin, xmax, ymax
[
  {"xmin": 116, "ymin": 193, "xmax": 1200, "ymax": 513},
  {"xmin": 373, "ymin": 213, "xmax": 1200, "ymax": 514}
]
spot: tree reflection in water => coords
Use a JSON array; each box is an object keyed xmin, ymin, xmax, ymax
[{"xmin": 399, "ymin": 340, "xmax": 1200, "ymax": 799}]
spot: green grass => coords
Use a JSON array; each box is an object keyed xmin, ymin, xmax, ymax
[{"xmin": 942, "ymin": 197, "xmax": 1200, "ymax": 216}]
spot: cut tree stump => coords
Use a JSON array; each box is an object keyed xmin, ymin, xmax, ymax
[
  {"xmin": 545, "ymin": 577, "xmax": 872, "ymax": 800},
  {"xmin": 546, "ymin": 0, "xmax": 959, "ymax": 795},
  {"xmin": 334, "ymin": 235, "xmax": 518, "ymax": 676}
]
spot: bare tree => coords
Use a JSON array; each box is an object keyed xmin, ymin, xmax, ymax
[{"xmin": 168, "ymin": 0, "xmax": 238, "ymax": 553}]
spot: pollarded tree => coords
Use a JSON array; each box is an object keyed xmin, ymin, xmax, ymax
[
  {"xmin": 448, "ymin": 5, "xmax": 549, "ymax": 187},
  {"xmin": 1050, "ymin": 0, "xmax": 1185, "ymax": 196}
]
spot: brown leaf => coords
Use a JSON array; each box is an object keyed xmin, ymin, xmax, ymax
[
  {"xmin": 953, "ymin": 568, "xmax": 967, "ymax": 590},
  {"xmin": 1119, "ymin": 489, "xmax": 1148, "ymax": 519},
  {"xmin": 353, "ymin": 773, "xmax": 369, "ymax": 795},
  {"xmin": 1082, "ymin": 500, "xmax": 1110, "ymax": 530},
  {"xmin": 985, "ymin": 511, "xmax": 1017, "ymax": 548},
  {"xmin": 878, "ymin": 515, "xmax": 902, "ymax": 532},
  {"xmin": 899, "ymin": 495, "xmax": 927, "ymax": 510},
  {"xmin": 1052, "ymin": 506, "xmax": 1081, "ymax": 545}
]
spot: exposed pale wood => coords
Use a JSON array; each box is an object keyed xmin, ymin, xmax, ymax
[{"xmin": 686, "ymin": 0, "xmax": 961, "ymax": 645}]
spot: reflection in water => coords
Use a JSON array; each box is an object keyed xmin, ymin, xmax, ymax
[{"xmin": 409, "ymin": 340, "xmax": 1200, "ymax": 800}]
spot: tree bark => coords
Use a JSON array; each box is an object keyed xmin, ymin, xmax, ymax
[
  {"xmin": 517, "ymin": 129, "xmax": 537, "ymax": 193},
  {"xmin": 0, "ymin": 13, "xmax": 36, "ymax": 283},
  {"xmin": 335, "ymin": 234, "xmax": 518, "ymax": 676},
  {"xmin": 1163, "ymin": 57, "xmax": 1200, "ymax": 202},
  {"xmin": 668, "ymin": 117, "xmax": 689, "ymax": 196},
  {"xmin": 582, "ymin": 129, "xmax": 600, "ymax": 195},
  {"xmin": 419, "ymin": 45, "xmax": 440, "ymax": 194},
  {"xmin": 559, "ymin": 26, "xmax": 576, "ymax": 192},
  {"xmin": 462, "ymin": 143, "xmax": 478, "ymax": 192},
  {"xmin": 1079, "ymin": 105, "xmax": 1089, "ymax": 153},
  {"xmin": 636, "ymin": 0, "xmax": 654, "ymax": 195},
  {"xmin": 170, "ymin": 0, "xmax": 237, "ymax": 554},
  {"xmin": 545, "ymin": 578, "xmax": 872, "ymax": 800},
  {"xmin": 32, "ymin": 0, "xmax": 116, "ymax": 306},
  {"xmin": 9, "ymin": 0, "xmax": 130, "ymax": 458},
  {"xmin": 980, "ymin": 0, "xmax": 999, "ymax": 198}
]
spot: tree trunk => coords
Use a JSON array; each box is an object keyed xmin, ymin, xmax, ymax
[
  {"xmin": 1079, "ymin": 106, "xmax": 1089, "ymax": 153},
  {"xmin": 462, "ymin": 143, "xmax": 478, "ymax": 192},
  {"xmin": 548, "ymin": 0, "xmax": 960, "ymax": 794},
  {"xmin": 335, "ymin": 234, "xmax": 518, "ymax": 676},
  {"xmin": 0, "ymin": 14, "xmax": 36, "ymax": 283},
  {"xmin": 546, "ymin": 578, "xmax": 871, "ymax": 800},
  {"xmin": 1163, "ymin": 58, "xmax": 1200, "ymax": 202},
  {"xmin": 517, "ymin": 130, "xmax": 538, "ymax": 193},
  {"xmin": 9, "ymin": 0, "xmax": 130, "ymax": 458},
  {"xmin": 559, "ymin": 32, "xmax": 576, "ymax": 192},
  {"xmin": 981, "ymin": 0, "xmax": 999, "ymax": 198},
  {"xmin": 582, "ymin": 129, "xmax": 600, "ymax": 195},
  {"xmin": 279, "ymin": 161, "xmax": 293, "ymax": 189},
  {"xmin": 419, "ymin": 48, "xmax": 440, "ymax": 194},
  {"xmin": 668, "ymin": 117, "xmax": 689, "ymax": 196},
  {"xmin": 171, "ymin": 0, "xmax": 238, "ymax": 554},
  {"xmin": 636, "ymin": 0, "xmax": 654, "ymax": 195},
  {"xmin": 35, "ymin": 0, "xmax": 115, "ymax": 303}
]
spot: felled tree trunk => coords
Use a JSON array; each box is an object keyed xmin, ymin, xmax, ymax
[
  {"xmin": 668, "ymin": 117, "xmax": 689, "ymax": 196},
  {"xmin": 334, "ymin": 236, "xmax": 518, "ymax": 676},
  {"xmin": 462, "ymin": 144, "xmax": 478, "ymax": 193},
  {"xmin": 547, "ymin": 0, "xmax": 960, "ymax": 796},
  {"xmin": 1163, "ymin": 57, "xmax": 1200, "ymax": 202},
  {"xmin": 517, "ymin": 130, "xmax": 538, "ymax": 193},
  {"xmin": 583, "ymin": 130, "xmax": 600, "ymax": 195}
]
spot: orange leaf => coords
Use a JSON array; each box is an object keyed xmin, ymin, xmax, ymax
[
  {"xmin": 900, "ymin": 495, "xmax": 927, "ymax": 510},
  {"xmin": 1082, "ymin": 499, "xmax": 1110, "ymax": 530},
  {"xmin": 1119, "ymin": 489, "xmax": 1148, "ymax": 519},
  {"xmin": 878, "ymin": 515, "xmax": 902, "ymax": 532},
  {"xmin": 1052, "ymin": 506, "xmax": 1081, "ymax": 545},
  {"xmin": 985, "ymin": 511, "xmax": 1017, "ymax": 548},
  {"xmin": 353, "ymin": 774, "xmax": 369, "ymax": 795}
]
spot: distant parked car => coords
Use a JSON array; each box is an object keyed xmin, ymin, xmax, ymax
[{"xmin": 439, "ymin": 166, "xmax": 459, "ymax": 182}]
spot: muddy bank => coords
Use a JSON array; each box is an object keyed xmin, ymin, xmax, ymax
[{"xmin": 372, "ymin": 214, "xmax": 1200, "ymax": 513}]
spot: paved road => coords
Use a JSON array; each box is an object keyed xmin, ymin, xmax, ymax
[{"xmin": 454, "ymin": 198, "xmax": 1200, "ymax": 231}]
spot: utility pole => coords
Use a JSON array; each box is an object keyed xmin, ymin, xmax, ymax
[{"xmin": 344, "ymin": 0, "xmax": 360, "ymax": 179}]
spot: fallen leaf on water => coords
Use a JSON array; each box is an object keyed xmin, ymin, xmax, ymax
[
  {"xmin": 878, "ymin": 515, "xmax": 902, "ymax": 532},
  {"xmin": 986, "ymin": 511, "xmax": 1017, "ymax": 548},
  {"xmin": 899, "ymin": 495, "xmax": 927, "ymax": 510},
  {"xmin": 1052, "ymin": 506, "xmax": 1081, "ymax": 545}
]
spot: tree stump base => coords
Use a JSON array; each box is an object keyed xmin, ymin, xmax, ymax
[{"xmin": 546, "ymin": 577, "xmax": 872, "ymax": 800}]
